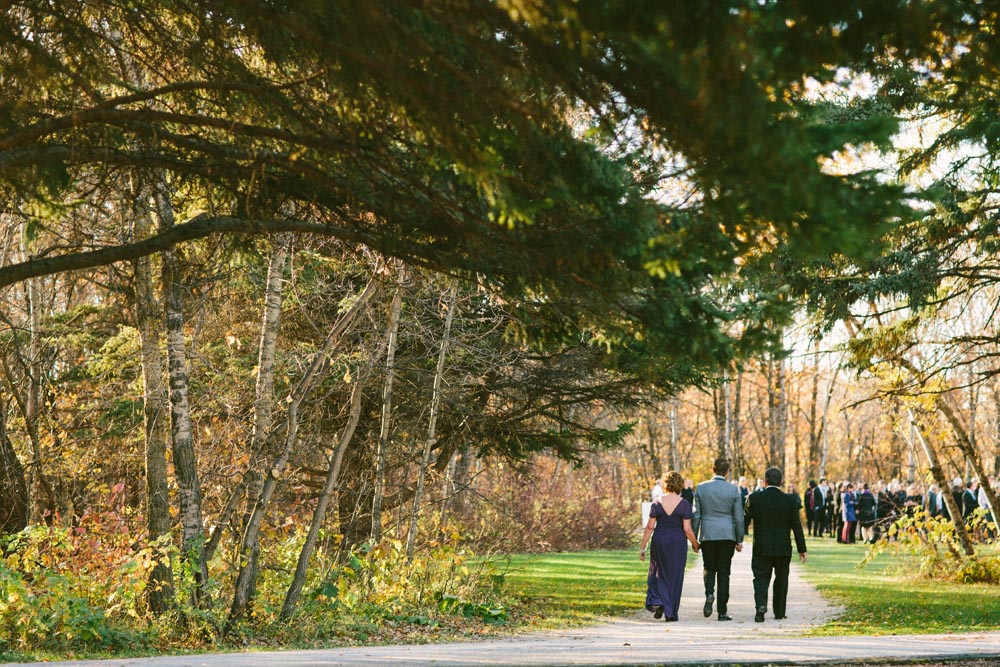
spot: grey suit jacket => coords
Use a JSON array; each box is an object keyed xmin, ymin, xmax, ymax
[{"xmin": 692, "ymin": 476, "xmax": 745, "ymax": 543}]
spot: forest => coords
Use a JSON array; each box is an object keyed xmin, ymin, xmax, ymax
[{"xmin": 1, "ymin": 0, "xmax": 999, "ymax": 655}]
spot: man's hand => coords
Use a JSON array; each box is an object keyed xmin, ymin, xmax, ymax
[
  {"xmin": 735, "ymin": 543, "xmax": 743, "ymax": 552},
  {"xmin": 799, "ymin": 552, "xmax": 807, "ymax": 563}
]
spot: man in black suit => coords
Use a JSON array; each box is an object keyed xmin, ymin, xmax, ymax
[
  {"xmin": 744, "ymin": 467, "xmax": 807, "ymax": 622},
  {"xmin": 804, "ymin": 480, "xmax": 817, "ymax": 536}
]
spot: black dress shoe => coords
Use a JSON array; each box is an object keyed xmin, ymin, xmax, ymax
[
  {"xmin": 703, "ymin": 594, "xmax": 714, "ymax": 617},
  {"xmin": 653, "ymin": 605, "xmax": 664, "ymax": 619},
  {"xmin": 775, "ymin": 615, "xmax": 787, "ymax": 620},
  {"xmin": 665, "ymin": 616, "xmax": 678, "ymax": 622},
  {"xmin": 754, "ymin": 607, "xmax": 766, "ymax": 623},
  {"xmin": 718, "ymin": 613, "xmax": 733, "ymax": 621}
]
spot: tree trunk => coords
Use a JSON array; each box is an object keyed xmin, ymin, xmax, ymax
[
  {"xmin": 228, "ymin": 274, "xmax": 377, "ymax": 626},
  {"xmin": 154, "ymin": 178, "xmax": 209, "ymax": 604},
  {"xmin": 818, "ymin": 366, "xmax": 840, "ymax": 479},
  {"xmin": 406, "ymin": 287, "xmax": 456, "ymax": 559},
  {"xmin": 667, "ymin": 399, "xmax": 680, "ymax": 471},
  {"xmin": 0, "ymin": 399, "xmax": 28, "ymax": 535},
  {"xmin": 371, "ymin": 277, "xmax": 404, "ymax": 543},
  {"xmin": 766, "ymin": 356, "xmax": 787, "ymax": 468},
  {"xmin": 807, "ymin": 340, "xmax": 821, "ymax": 480},
  {"xmin": 713, "ymin": 382, "xmax": 727, "ymax": 459},
  {"xmin": 731, "ymin": 371, "xmax": 743, "ymax": 473},
  {"xmin": 643, "ymin": 407, "xmax": 661, "ymax": 480},
  {"xmin": 937, "ymin": 396, "xmax": 1000, "ymax": 532},
  {"xmin": 281, "ymin": 381, "xmax": 365, "ymax": 619},
  {"xmin": 131, "ymin": 179, "xmax": 175, "ymax": 613},
  {"xmin": 236, "ymin": 233, "xmax": 291, "ymax": 605},
  {"xmin": 909, "ymin": 410, "xmax": 976, "ymax": 557},
  {"xmin": 894, "ymin": 356, "xmax": 1000, "ymax": 532}
]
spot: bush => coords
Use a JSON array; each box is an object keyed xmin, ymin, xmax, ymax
[
  {"xmin": 0, "ymin": 517, "xmax": 163, "ymax": 651},
  {"xmin": 862, "ymin": 507, "xmax": 1000, "ymax": 583},
  {"xmin": 0, "ymin": 501, "xmax": 514, "ymax": 656},
  {"xmin": 470, "ymin": 457, "xmax": 637, "ymax": 552}
]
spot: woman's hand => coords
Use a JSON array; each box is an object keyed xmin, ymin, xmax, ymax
[
  {"xmin": 692, "ymin": 541, "xmax": 700, "ymax": 553},
  {"xmin": 639, "ymin": 547, "xmax": 646, "ymax": 562}
]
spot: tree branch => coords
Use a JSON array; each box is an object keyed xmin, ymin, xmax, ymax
[{"xmin": 0, "ymin": 216, "xmax": 378, "ymax": 289}]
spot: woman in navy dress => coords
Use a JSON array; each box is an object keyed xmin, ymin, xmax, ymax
[{"xmin": 639, "ymin": 471, "xmax": 700, "ymax": 621}]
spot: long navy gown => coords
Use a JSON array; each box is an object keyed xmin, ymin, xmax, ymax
[{"xmin": 645, "ymin": 497, "xmax": 691, "ymax": 620}]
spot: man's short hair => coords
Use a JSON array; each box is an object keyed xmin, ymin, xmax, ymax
[
  {"xmin": 765, "ymin": 467, "xmax": 783, "ymax": 486},
  {"xmin": 713, "ymin": 457, "xmax": 730, "ymax": 476}
]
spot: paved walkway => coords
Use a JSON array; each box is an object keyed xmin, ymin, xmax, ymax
[{"xmin": 10, "ymin": 548, "xmax": 1000, "ymax": 666}]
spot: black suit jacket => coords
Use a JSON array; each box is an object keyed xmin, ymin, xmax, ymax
[
  {"xmin": 811, "ymin": 486, "xmax": 825, "ymax": 509},
  {"xmin": 745, "ymin": 486, "xmax": 807, "ymax": 558}
]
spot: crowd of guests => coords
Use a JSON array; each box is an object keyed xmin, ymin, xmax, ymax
[
  {"xmin": 799, "ymin": 476, "xmax": 997, "ymax": 544},
  {"xmin": 653, "ymin": 473, "xmax": 999, "ymax": 547}
]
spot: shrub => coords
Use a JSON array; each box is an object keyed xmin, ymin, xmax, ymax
[
  {"xmin": 470, "ymin": 457, "xmax": 637, "ymax": 552},
  {"xmin": 0, "ymin": 517, "xmax": 161, "ymax": 651},
  {"xmin": 862, "ymin": 507, "xmax": 1000, "ymax": 584}
]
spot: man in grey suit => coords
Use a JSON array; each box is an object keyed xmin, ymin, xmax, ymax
[{"xmin": 692, "ymin": 457, "xmax": 744, "ymax": 621}]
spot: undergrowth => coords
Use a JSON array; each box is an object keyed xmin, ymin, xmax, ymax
[
  {"xmin": 0, "ymin": 518, "xmax": 511, "ymax": 660},
  {"xmin": 861, "ymin": 507, "xmax": 1000, "ymax": 583}
]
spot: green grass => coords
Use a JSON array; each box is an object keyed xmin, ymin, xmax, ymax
[
  {"xmin": 500, "ymin": 540, "xmax": 1000, "ymax": 636},
  {"xmin": 499, "ymin": 548, "xmax": 697, "ymax": 630},
  {"xmin": 801, "ymin": 538, "xmax": 1000, "ymax": 636}
]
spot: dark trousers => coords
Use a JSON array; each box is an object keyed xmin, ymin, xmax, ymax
[
  {"xmin": 700, "ymin": 540, "xmax": 736, "ymax": 614},
  {"xmin": 751, "ymin": 553, "xmax": 791, "ymax": 617},
  {"xmin": 812, "ymin": 508, "xmax": 826, "ymax": 536}
]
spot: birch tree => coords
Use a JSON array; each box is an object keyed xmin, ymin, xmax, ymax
[
  {"xmin": 130, "ymin": 177, "xmax": 174, "ymax": 612},
  {"xmin": 154, "ymin": 178, "xmax": 209, "ymax": 603},
  {"xmin": 406, "ymin": 286, "xmax": 456, "ymax": 559}
]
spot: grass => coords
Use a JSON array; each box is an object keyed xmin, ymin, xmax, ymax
[
  {"xmin": 800, "ymin": 537, "xmax": 1000, "ymax": 636},
  {"xmin": 499, "ymin": 538, "xmax": 1000, "ymax": 637},
  {"xmin": 499, "ymin": 548, "xmax": 697, "ymax": 630}
]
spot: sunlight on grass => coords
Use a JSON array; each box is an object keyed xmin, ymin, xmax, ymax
[
  {"xmin": 501, "ymin": 541, "xmax": 1000, "ymax": 636},
  {"xmin": 500, "ymin": 549, "xmax": 697, "ymax": 630},
  {"xmin": 801, "ymin": 539, "xmax": 1000, "ymax": 636}
]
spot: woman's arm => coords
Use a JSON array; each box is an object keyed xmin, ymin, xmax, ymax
[
  {"xmin": 639, "ymin": 517, "xmax": 656, "ymax": 560},
  {"xmin": 683, "ymin": 518, "xmax": 700, "ymax": 552}
]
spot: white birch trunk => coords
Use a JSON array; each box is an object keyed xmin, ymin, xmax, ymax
[
  {"xmin": 239, "ymin": 234, "xmax": 291, "ymax": 552},
  {"xmin": 371, "ymin": 277, "xmax": 404, "ymax": 543},
  {"xmin": 406, "ymin": 287, "xmax": 456, "ymax": 558},
  {"xmin": 132, "ymin": 180, "xmax": 175, "ymax": 612},
  {"xmin": 228, "ymin": 274, "xmax": 378, "ymax": 625},
  {"xmin": 153, "ymin": 177, "xmax": 209, "ymax": 603}
]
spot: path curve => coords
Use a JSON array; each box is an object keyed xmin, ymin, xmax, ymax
[{"xmin": 9, "ymin": 548, "xmax": 1000, "ymax": 666}]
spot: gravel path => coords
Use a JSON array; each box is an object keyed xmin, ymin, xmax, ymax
[{"xmin": 8, "ymin": 548, "xmax": 1000, "ymax": 666}]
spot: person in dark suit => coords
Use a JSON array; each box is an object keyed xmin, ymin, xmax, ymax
[
  {"xmin": 815, "ymin": 478, "xmax": 831, "ymax": 537},
  {"xmin": 925, "ymin": 484, "xmax": 940, "ymax": 518},
  {"xmin": 744, "ymin": 467, "xmax": 807, "ymax": 623},
  {"xmin": 804, "ymin": 480, "xmax": 817, "ymax": 536}
]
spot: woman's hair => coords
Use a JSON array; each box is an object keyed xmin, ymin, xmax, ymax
[{"xmin": 664, "ymin": 471, "xmax": 684, "ymax": 494}]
